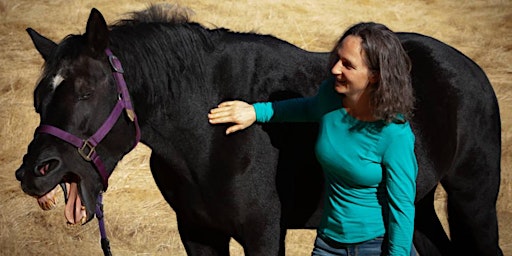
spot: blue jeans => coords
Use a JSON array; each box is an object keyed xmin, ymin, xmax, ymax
[{"xmin": 311, "ymin": 235, "xmax": 417, "ymax": 256}]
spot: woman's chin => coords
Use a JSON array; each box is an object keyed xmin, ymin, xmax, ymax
[{"xmin": 334, "ymin": 84, "xmax": 348, "ymax": 94}]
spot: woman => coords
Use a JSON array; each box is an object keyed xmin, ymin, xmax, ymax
[{"xmin": 208, "ymin": 22, "xmax": 417, "ymax": 256}]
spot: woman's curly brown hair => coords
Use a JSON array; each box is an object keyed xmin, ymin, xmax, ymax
[{"xmin": 329, "ymin": 22, "xmax": 414, "ymax": 123}]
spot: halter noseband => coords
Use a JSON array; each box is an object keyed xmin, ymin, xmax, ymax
[{"xmin": 36, "ymin": 48, "xmax": 140, "ymax": 190}]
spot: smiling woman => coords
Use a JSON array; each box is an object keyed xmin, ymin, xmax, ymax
[{"xmin": 1, "ymin": 0, "xmax": 511, "ymax": 256}]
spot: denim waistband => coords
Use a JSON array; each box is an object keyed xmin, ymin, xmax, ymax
[{"xmin": 318, "ymin": 233, "xmax": 384, "ymax": 249}]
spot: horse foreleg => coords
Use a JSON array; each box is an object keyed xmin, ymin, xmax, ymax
[
  {"xmin": 235, "ymin": 205, "xmax": 285, "ymax": 256},
  {"xmin": 178, "ymin": 222, "xmax": 231, "ymax": 256}
]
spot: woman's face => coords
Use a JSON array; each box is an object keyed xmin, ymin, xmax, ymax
[{"xmin": 331, "ymin": 35, "xmax": 375, "ymax": 101}]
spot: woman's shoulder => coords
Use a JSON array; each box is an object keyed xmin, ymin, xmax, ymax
[
  {"xmin": 383, "ymin": 119, "xmax": 413, "ymax": 133},
  {"xmin": 376, "ymin": 119, "xmax": 415, "ymax": 147}
]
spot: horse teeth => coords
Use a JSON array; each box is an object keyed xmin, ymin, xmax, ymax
[
  {"xmin": 37, "ymin": 193, "xmax": 58, "ymax": 210},
  {"xmin": 46, "ymin": 198, "xmax": 56, "ymax": 210},
  {"xmin": 80, "ymin": 214, "xmax": 87, "ymax": 225},
  {"xmin": 37, "ymin": 201, "xmax": 45, "ymax": 210}
]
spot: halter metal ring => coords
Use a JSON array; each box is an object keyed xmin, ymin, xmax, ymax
[{"xmin": 78, "ymin": 140, "xmax": 96, "ymax": 161}]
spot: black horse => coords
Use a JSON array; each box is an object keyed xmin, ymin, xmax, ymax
[{"xmin": 15, "ymin": 5, "xmax": 502, "ymax": 256}]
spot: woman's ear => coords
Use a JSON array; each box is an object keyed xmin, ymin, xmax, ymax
[{"xmin": 369, "ymin": 72, "xmax": 380, "ymax": 84}]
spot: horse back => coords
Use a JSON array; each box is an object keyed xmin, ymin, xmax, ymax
[{"xmin": 397, "ymin": 32, "xmax": 501, "ymax": 199}]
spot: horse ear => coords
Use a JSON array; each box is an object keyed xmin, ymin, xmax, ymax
[
  {"xmin": 26, "ymin": 28, "xmax": 57, "ymax": 61},
  {"xmin": 85, "ymin": 8, "xmax": 109, "ymax": 56}
]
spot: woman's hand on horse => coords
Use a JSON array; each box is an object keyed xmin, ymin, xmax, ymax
[{"xmin": 208, "ymin": 100, "xmax": 256, "ymax": 135}]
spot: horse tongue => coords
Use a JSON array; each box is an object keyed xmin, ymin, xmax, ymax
[{"xmin": 64, "ymin": 182, "xmax": 86, "ymax": 225}]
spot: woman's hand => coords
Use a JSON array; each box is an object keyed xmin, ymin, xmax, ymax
[{"xmin": 208, "ymin": 100, "xmax": 256, "ymax": 134}]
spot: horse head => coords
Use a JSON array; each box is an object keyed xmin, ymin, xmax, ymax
[{"xmin": 15, "ymin": 9, "xmax": 139, "ymax": 225}]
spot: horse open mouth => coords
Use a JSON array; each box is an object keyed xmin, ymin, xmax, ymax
[{"xmin": 35, "ymin": 162, "xmax": 87, "ymax": 225}]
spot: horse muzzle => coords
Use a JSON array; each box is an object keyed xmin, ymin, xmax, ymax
[{"xmin": 15, "ymin": 157, "xmax": 93, "ymax": 225}]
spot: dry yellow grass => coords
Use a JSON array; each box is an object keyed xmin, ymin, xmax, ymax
[{"xmin": 1, "ymin": 0, "xmax": 510, "ymax": 255}]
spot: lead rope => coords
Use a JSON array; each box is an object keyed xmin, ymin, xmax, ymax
[{"xmin": 96, "ymin": 193, "xmax": 112, "ymax": 256}]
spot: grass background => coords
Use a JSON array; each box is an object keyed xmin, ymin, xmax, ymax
[{"xmin": 1, "ymin": 0, "xmax": 510, "ymax": 255}]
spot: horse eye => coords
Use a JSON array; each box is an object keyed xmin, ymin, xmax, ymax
[{"xmin": 78, "ymin": 93, "xmax": 91, "ymax": 101}]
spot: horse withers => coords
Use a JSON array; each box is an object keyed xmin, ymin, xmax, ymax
[{"xmin": 15, "ymin": 5, "xmax": 502, "ymax": 256}]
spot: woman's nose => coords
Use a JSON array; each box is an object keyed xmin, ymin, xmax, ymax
[{"xmin": 331, "ymin": 60, "xmax": 342, "ymax": 75}]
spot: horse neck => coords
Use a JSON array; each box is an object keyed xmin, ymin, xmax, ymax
[{"xmin": 108, "ymin": 23, "xmax": 213, "ymax": 122}]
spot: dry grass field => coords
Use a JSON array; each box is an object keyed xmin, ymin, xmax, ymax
[{"xmin": 1, "ymin": 0, "xmax": 510, "ymax": 255}]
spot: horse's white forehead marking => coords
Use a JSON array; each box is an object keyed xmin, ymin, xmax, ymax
[{"xmin": 51, "ymin": 72, "xmax": 64, "ymax": 90}]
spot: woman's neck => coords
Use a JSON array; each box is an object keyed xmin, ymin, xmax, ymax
[{"xmin": 342, "ymin": 93, "xmax": 377, "ymax": 122}]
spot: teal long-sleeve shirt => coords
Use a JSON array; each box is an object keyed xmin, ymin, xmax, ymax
[{"xmin": 253, "ymin": 77, "xmax": 418, "ymax": 255}]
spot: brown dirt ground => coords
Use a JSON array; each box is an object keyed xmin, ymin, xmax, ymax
[{"xmin": 1, "ymin": 0, "xmax": 510, "ymax": 255}]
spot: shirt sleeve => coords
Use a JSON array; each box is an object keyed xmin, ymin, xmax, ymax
[
  {"xmin": 382, "ymin": 125, "xmax": 418, "ymax": 255},
  {"xmin": 253, "ymin": 77, "xmax": 342, "ymax": 123}
]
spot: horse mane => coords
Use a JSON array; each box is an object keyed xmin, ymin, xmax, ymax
[
  {"xmin": 107, "ymin": 4, "xmax": 220, "ymax": 112},
  {"xmin": 113, "ymin": 3, "xmax": 194, "ymax": 26}
]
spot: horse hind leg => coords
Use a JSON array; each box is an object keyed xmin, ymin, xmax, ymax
[
  {"xmin": 442, "ymin": 153, "xmax": 503, "ymax": 255},
  {"xmin": 413, "ymin": 186, "xmax": 454, "ymax": 256}
]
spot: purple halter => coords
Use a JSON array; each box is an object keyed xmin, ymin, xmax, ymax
[{"xmin": 35, "ymin": 48, "xmax": 139, "ymax": 256}]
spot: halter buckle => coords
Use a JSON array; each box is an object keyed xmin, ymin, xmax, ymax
[
  {"xmin": 108, "ymin": 55, "xmax": 124, "ymax": 73},
  {"xmin": 78, "ymin": 140, "xmax": 96, "ymax": 161}
]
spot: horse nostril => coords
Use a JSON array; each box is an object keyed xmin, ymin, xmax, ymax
[
  {"xmin": 34, "ymin": 159, "xmax": 61, "ymax": 177},
  {"xmin": 38, "ymin": 163, "xmax": 50, "ymax": 175}
]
